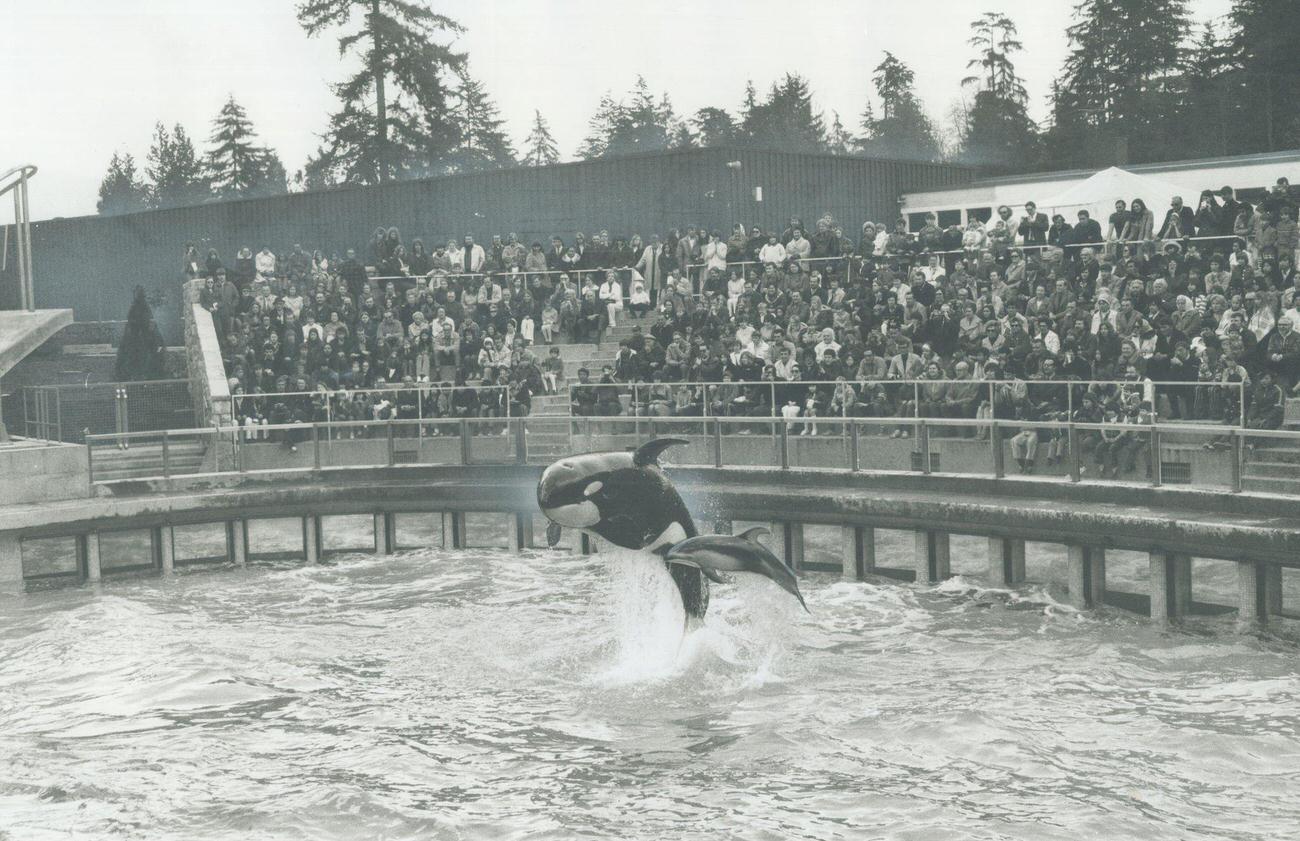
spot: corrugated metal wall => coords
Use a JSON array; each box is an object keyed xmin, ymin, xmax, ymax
[{"xmin": 0, "ymin": 148, "xmax": 972, "ymax": 341}]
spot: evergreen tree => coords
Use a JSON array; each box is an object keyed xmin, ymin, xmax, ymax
[
  {"xmin": 858, "ymin": 53, "xmax": 940, "ymax": 160},
  {"xmin": 670, "ymin": 121, "xmax": 695, "ymax": 150},
  {"xmin": 96, "ymin": 152, "xmax": 148, "ymax": 216},
  {"xmin": 958, "ymin": 14, "xmax": 1039, "ymax": 170},
  {"xmin": 739, "ymin": 74, "xmax": 827, "ymax": 152},
  {"xmin": 115, "ymin": 286, "xmax": 166, "ymax": 381},
  {"xmin": 298, "ymin": 0, "xmax": 466, "ymax": 184},
  {"xmin": 827, "ymin": 111, "xmax": 853, "ymax": 155},
  {"xmin": 691, "ymin": 107, "xmax": 738, "ymax": 148},
  {"xmin": 577, "ymin": 94, "xmax": 623, "ymax": 159},
  {"xmin": 145, "ymin": 122, "xmax": 208, "ymax": 208},
  {"xmin": 1178, "ymin": 23, "xmax": 1234, "ymax": 158},
  {"xmin": 1228, "ymin": 0, "xmax": 1300, "ymax": 153},
  {"xmin": 447, "ymin": 69, "xmax": 516, "ymax": 173},
  {"xmin": 577, "ymin": 78, "xmax": 679, "ymax": 159},
  {"xmin": 1049, "ymin": 0, "xmax": 1190, "ymax": 166},
  {"xmin": 521, "ymin": 110, "xmax": 560, "ymax": 167},
  {"xmin": 205, "ymin": 96, "xmax": 285, "ymax": 200}
]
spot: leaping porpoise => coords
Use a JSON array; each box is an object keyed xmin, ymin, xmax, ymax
[
  {"xmin": 536, "ymin": 438, "xmax": 808, "ymax": 617},
  {"xmin": 661, "ymin": 527, "xmax": 809, "ymax": 612}
]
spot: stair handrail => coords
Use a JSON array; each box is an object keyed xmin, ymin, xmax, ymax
[
  {"xmin": 1, "ymin": 163, "xmax": 37, "ymax": 312},
  {"xmin": 0, "ymin": 164, "xmax": 38, "ymax": 195}
]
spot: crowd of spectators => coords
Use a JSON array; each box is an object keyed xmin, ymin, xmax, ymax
[{"xmin": 190, "ymin": 176, "xmax": 1300, "ymax": 472}]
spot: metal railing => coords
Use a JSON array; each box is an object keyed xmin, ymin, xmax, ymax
[
  {"xmin": 1, "ymin": 163, "xmax": 37, "ymax": 311},
  {"xmin": 565, "ymin": 378, "xmax": 1248, "ymax": 427},
  {"xmin": 213, "ymin": 384, "xmax": 515, "ymax": 430},
  {"xmin": 82, "ymin": 413, "xmax": 1299, "ymax": 497},
  {"xmin": 22, "ymin": 379, "xmax": 196, "ymax": 443}
]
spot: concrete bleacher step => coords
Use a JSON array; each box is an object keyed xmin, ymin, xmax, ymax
[
  {"xmin": 1241, "ymin": 460, "xmax": 1300, "ymax": 479},
  {"xmin": 61, "ymin": 343, "xmax": 116, "ymax": 355},
  {"xmin": 1242, "ymin": 476, "xmax": 1300, "ymax": 495},
  {"xmin": 1250, "ymin": 446, "xmax": 1300, "ymax": 465}
]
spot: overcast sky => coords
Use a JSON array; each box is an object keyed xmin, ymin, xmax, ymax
[{"xmin": 4, "ymin": 0, "xmax": 1233, "ymax": 221}]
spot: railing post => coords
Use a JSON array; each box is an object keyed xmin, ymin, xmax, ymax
[
  {"xmin": 918, "ymin": 420, "xmax": 931, "ymax": 474},
  {"xmin": 779, "ymin": 419, "xmax": 790, "ymax": 470},
  {"xmin": 1229, "ymin": 428, "xmax": 1242, "ymax": 493},
  {"xmin": 161, "ymin": 429, "xmax": 170, "ymax": 479},
  {"xmin": 1239, "ymin": 382, "xmax": 1246, "ymax": 430},
  {"xmin": 460, "ymin": 419, "xmax": 471, "ymax": 465},
  {"xmin": 515, "ymin": 417, "xmax": 527, "ymax": 464},
  {"xmin": 849, "ymin": 421, "xmax": 859, "ymax": 472},
  {"xmin": 1068, "ymin": 423, "xmax": 1081, "ymax": 482},
  {"xmin": 713, "ymin": 416, "xmax": 723, "ymax": 468},
  {"xmin": 312, "ymin": 423, "xmax": 321, "ymax": 471},
  {"xmin": 386, "ymin": 419, "xmax": 395, "ymax": 466},
  {"xmin": 1150, "ymin": 425, "xmax": 1161, "ymax": 487},
  {"xmin": 990, "ymin": 420, "xmax": 1004, "ymax": 478},
  {"xmin": 86, "ymin": 438, "xmax": 95, "ymax": 484}
]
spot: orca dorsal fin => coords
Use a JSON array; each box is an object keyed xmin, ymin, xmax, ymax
[
  {"xmin": 632, "ymin": 437, "xmax": 688, "ymax": 467},
  {"xmin": 737, "ymin": 526, "xmax": 770, "ymax": 543}
]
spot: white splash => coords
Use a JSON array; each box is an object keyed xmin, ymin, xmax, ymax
[
  {"xmin": 591, "ymin": 547, "xmax": 800, "ymax": 688},
  {"xmin": 594, "ymin": 547, "xmax": 689, "ymax": 684}
]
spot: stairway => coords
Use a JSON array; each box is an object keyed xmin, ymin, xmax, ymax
[
  {"xmin": 89, "ymin": 439, "xmax": 208, "ymax": 482},
  {"xmin": 521, "ymin": 322, "xmax": 638, "ymax": 463}
]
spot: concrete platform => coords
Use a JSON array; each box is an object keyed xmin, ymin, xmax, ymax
[{"xmin": 0, "ymin": 309, "xmax": 74, "ymax": 380}]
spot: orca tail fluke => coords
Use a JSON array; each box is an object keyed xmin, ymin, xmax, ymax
[{"xmin": 668, "ymin": 563, "xmax": 710, "ymax": 619}]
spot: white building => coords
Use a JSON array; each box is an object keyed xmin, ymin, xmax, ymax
[{"xmin": 900, "ymin": 149, "xmax": 1300, "ymax": 231}]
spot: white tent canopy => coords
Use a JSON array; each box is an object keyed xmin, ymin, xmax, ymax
[{"xmin": 1037, "ymin": 166, "xmax": 1189, "ymax": 225}]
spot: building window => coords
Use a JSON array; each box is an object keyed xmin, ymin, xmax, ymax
[
  {"xmin": 937, "ymin": 210, "xmax": 962, "ymax": 228},
  {"xmin": 967, "ymin": 207, "xmax": 993, "ymax": 224}
]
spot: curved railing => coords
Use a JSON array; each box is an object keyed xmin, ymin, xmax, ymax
[{"xmin": 80, "ymin": 412, "xmax": 1296, "ymax": 496}]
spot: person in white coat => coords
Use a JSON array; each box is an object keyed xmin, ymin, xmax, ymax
[
  {"xmin": 459, "ymin": 235, "xmax": 486, "ymax": 274},
  {"xmin": 703, "ymin": 230, "xmax": 728, "ymax": 276},
  {"xmin": 758, "ymin": 234, "xmax": 786, "ymax": 266},
  {"xmin": 598, "ymin": 271, "xmax": 623, "ymax": 328},
  {"xmin": 634, "ymin": 234, "xmax": 669, "ymax": 307}
]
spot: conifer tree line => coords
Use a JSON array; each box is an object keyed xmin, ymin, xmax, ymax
[{"xmin": 97, "ymin": 0, "xmax": 1299, "ymax": 215}]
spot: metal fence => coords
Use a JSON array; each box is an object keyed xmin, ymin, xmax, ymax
[
  {"xmin": 566, "ymin": 378, "xmax": 1249, "ymax": 427},
  {"xmin": 22, "ymin": 379, "xmax": 195, "ymax": 443},
  {"xmin": 82, "ymin": 412, "xmax": 1292, "ymax": 497},
  {"xmin": 211, "ymin": 384, "xmax": 515, "ymax": 430}
]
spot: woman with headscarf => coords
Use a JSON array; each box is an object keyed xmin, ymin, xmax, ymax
[{"xmin": 1173, "ymin": 295, "xmax": 1201, "ymax": 338}]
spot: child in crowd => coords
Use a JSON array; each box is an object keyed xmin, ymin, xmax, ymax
[
  {"xmin": 542, "ymin": 346, "xmax": 564, "ymax": 395},
  {"xmin": 541, "ymin": 302, "xmax": 559, "ymax": 344},
  {"xmin": 629, "ymin": 279, "xmax": 651, "ymax": 318}
]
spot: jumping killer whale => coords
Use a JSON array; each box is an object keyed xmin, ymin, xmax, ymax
[{"xmin": 535, "ymin": 437, "xmax": 808, "ymax": 618}]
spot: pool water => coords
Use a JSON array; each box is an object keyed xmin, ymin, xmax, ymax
[{"xmin": 1, "ymin": 537, "xmax": 1298, "ymax": 840}]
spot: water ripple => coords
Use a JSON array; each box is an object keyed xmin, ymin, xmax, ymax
[{"xmin": 0, "ymin": 542, "xmax": 1297, "ymax": 839}]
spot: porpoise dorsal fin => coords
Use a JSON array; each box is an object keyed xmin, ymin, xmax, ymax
[
  {"xmin": 632, "ymin": 437, "xmax": 688, "ymax": 467},
  {"xmin": 737, "ymin": 526, "xmax": 770, "ymax": 543}
]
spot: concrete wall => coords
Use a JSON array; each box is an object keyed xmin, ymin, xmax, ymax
[
  {"xmin": 0, "ymin": 443, "xmax": 90, "ymax": 506},
  {"xmin": 183, "ymin": 279, "xmax": 230, "ymax": 427}
]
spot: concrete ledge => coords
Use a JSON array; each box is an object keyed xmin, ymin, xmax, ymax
[
  {"xmin": 0, "ymin": 442, "xmax": 90, "ymax": 505},
  {"xmin": 0, "ymin": 309, "xmax": 74, "ymax": 379},
  {"xmin": 4, "ymin": 463, "xmax": 1300, "ymax": 567}
]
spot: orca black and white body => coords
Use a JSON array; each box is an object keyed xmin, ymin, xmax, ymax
[{"xmin": 536, "ymin": 438, "xmax": 708, "ymax": 618}]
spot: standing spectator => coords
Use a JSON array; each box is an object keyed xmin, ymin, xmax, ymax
[
  {"xmin": 1017, "ymin": 202, "xmax": 1049, "ymax": 248},
  {"xmin": 702, "ymin": 230, "xmax": 728, "ymax": 278},
  {"xmin": 635, "ymin": 234, "xmax": 669, "ymax": 307},
  {"xmin": 1157, "ymin": 196, "xmax": 1196, "ymax": 240},
  {"xmin": 460, "ymin": 235, "xmax": 486, "ymax": 274}
]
